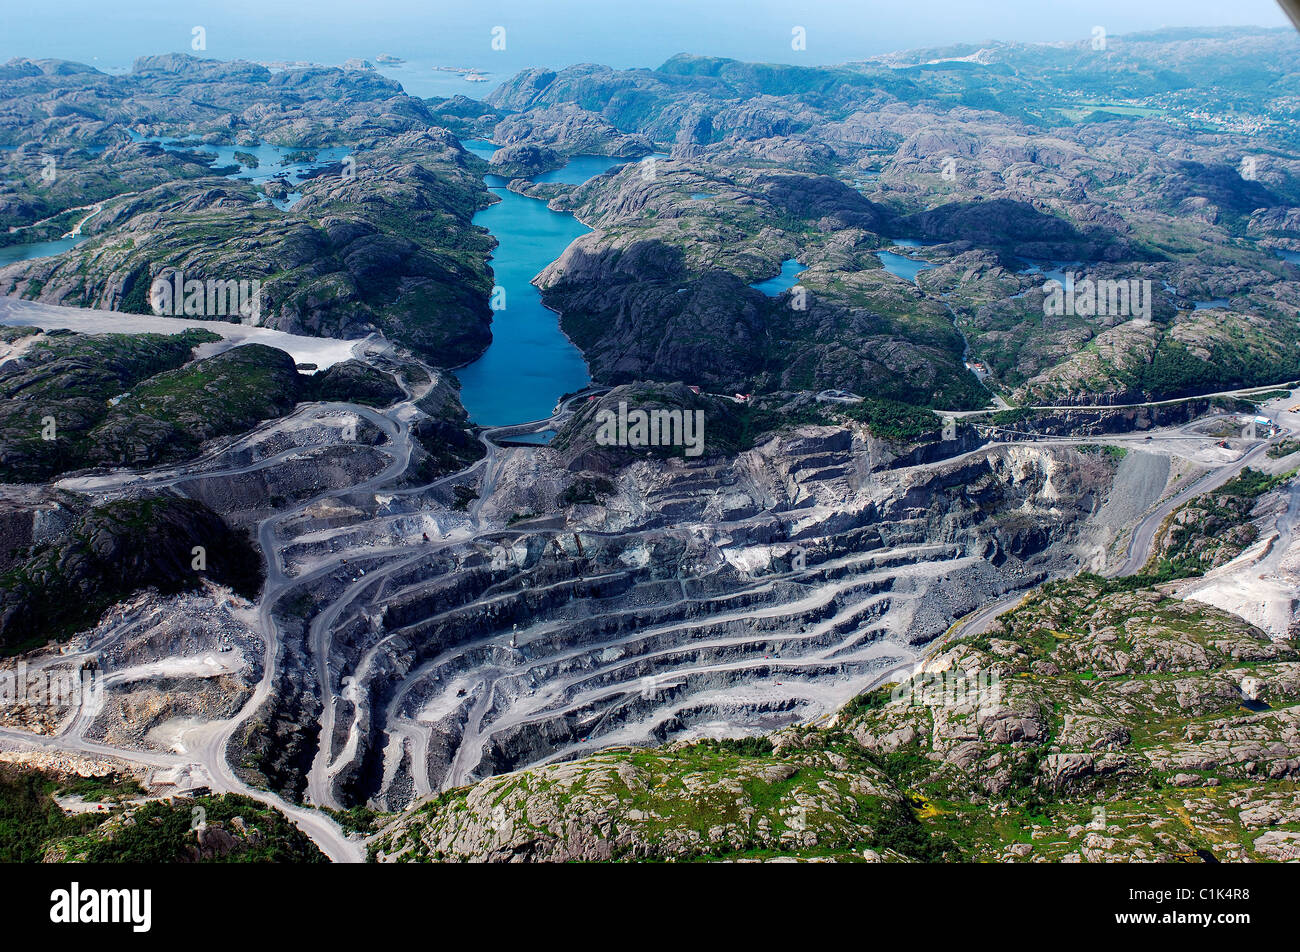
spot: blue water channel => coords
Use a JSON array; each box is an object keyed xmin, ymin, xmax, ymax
[{"xmin": 454, "ymin": 139, "xmax": 597, "ymax": 425}]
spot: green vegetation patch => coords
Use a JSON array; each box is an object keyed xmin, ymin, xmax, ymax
[
  {"xmin": 839, "ymin": 397, "xmax": 941, "ymax": 443},
  {"xmin": 54, "ymin": 793, "xmax": 327, "ymax": 863}
]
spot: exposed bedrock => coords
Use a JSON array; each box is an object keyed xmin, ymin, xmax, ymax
[
  {"xmin": 1000, "ymin": 399, "xmax": 1234, "ymax": 426},
  {"xmin": 491, "ymin": 103, "xmax": 655, "ymax": 159}
]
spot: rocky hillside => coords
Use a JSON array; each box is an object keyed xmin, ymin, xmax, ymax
[
  {"xmin": 50, "ymin": 791, "xmax": 327, "ymax": 863},
  {"xmin": 0, "ymin": 493, "xmax": 264, "ymax": 651},
  {"xmin": 0, "ymin": 327, "xmax": 409, "ymax": 481},
  {"xmin": 373, "ymin": 576, "xmax": 1300, "ymax": 862},
  {"xmin": 7, "ymin": 34, "xmax": 1299, "ymax": 407},
  {"xmin": 0, "ymin": 326, "xmax": 220, "ymax": 481},
  {"xmin": 0, "ymin": 141, "xmax": 224, "ymax": 247},
  {"xmin": 0, "ymin": 53, "xmax": 433, "ymax": 147},
  {"xmin": 486, "ymin": 29, "xmax": 1300, "ymax": 407},
  {"xmin": 0, "ymin": 57, "xmax": 497, "ymax": 367},
  {"xmin": 534, "ymin": 163, "xmax": 986, "ymax": 406},
  {"xmin": 493, "ymin": 103, "xmax": 653, "ymax": 161},
  {"xmin": 1144, "ymin": 467, "xmax": 1297, "ymax": 578},
  {"xmin": 1, "ymin": 130, "xmax": 495, "ymax": 365},
  {"xmin": 550, "ymin": 382, "xmax": 834, "ymax": 466}
]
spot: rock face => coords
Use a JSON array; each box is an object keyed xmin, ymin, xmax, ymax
[
  {"xmin": 0, "ymin": 494, "xmax": 263, "ymax": 650},
  {"xmin": 1146, "ymin": 472, "xmax": 1262, "ymax": 573},
  {"xmin": 281, "ymin": 407, "xmax": 1117, "ymax": 813},
  {"xmin": 488, "ymin": 143, "xmax": 563, "ymax": 178},
  {"xmin": 0, "ymin": 485, "xmax": 78, "ymax": 573}
]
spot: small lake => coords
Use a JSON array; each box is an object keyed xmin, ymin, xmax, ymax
[
  {"xmin": 454, "ymin": 139, "xmax": 593, "ymax": 426},
  {"xmin": 877, "ymin": 249, "xmax": 935, "ymax": 284},
  {"xmin": 0, "ymin": 236, "xmax": 87, "ymax": 266},
  {"xmin": 751, "ymin": 258, "xmax": 804, "ymax": 295}
]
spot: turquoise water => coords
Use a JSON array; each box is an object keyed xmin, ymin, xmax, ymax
[
  {"xmin": 137, "ymin": 137, "xmax": 351, "ymax": 185},
  {"xmin": 0, "ymin": 236, "xmax": 87, "ymax": 266},
  {"xmin": 461, "ymin": 140, "xmax": 499, "ymax": 163},
  {"xmin": 460, "ymin": 138, "xmax": 506, "ymax": 185},
  {"xmin": 529, "ymin": 151, "xmax": 667, "ymax": 186},
  {"xmin": 534, "ymin": 154, "xmax": 627, "ymax": 185},
  {"xmin": 751, "ymin": 258, "xmax": 804, "ymax": 295},
  {"xmin": 877, "ymin": 249, "xmax": 934, "ymax": 284},
  {"xmin": 454, "ymin": 140, "xmax": 593, "ymax": 426},
  {"xmin": 271, "ymin": 192, "xmax": 304, "ymax": 211},
  {"xmin": 1277, "ymin": 249, "xmax": 1300, "ymax": 265}
]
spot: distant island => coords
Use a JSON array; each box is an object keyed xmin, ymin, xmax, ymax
[{"xmin": 431, "ymin": 65, "xmax": 491, "ymax": 80}]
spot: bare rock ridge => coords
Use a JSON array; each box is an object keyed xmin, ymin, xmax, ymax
[{"xmin": 0, "ymin": 326, "xmax": 426, "ymax": 482}]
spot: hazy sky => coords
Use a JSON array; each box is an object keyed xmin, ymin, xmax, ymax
[{"xmin": 1, "ymin": 0, "xmax": 1291, "ymax": 74}]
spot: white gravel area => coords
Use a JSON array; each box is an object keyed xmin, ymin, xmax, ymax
[{"xmin": 0, "ymin": 297, "xmax": 361, "ymax": 370}]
